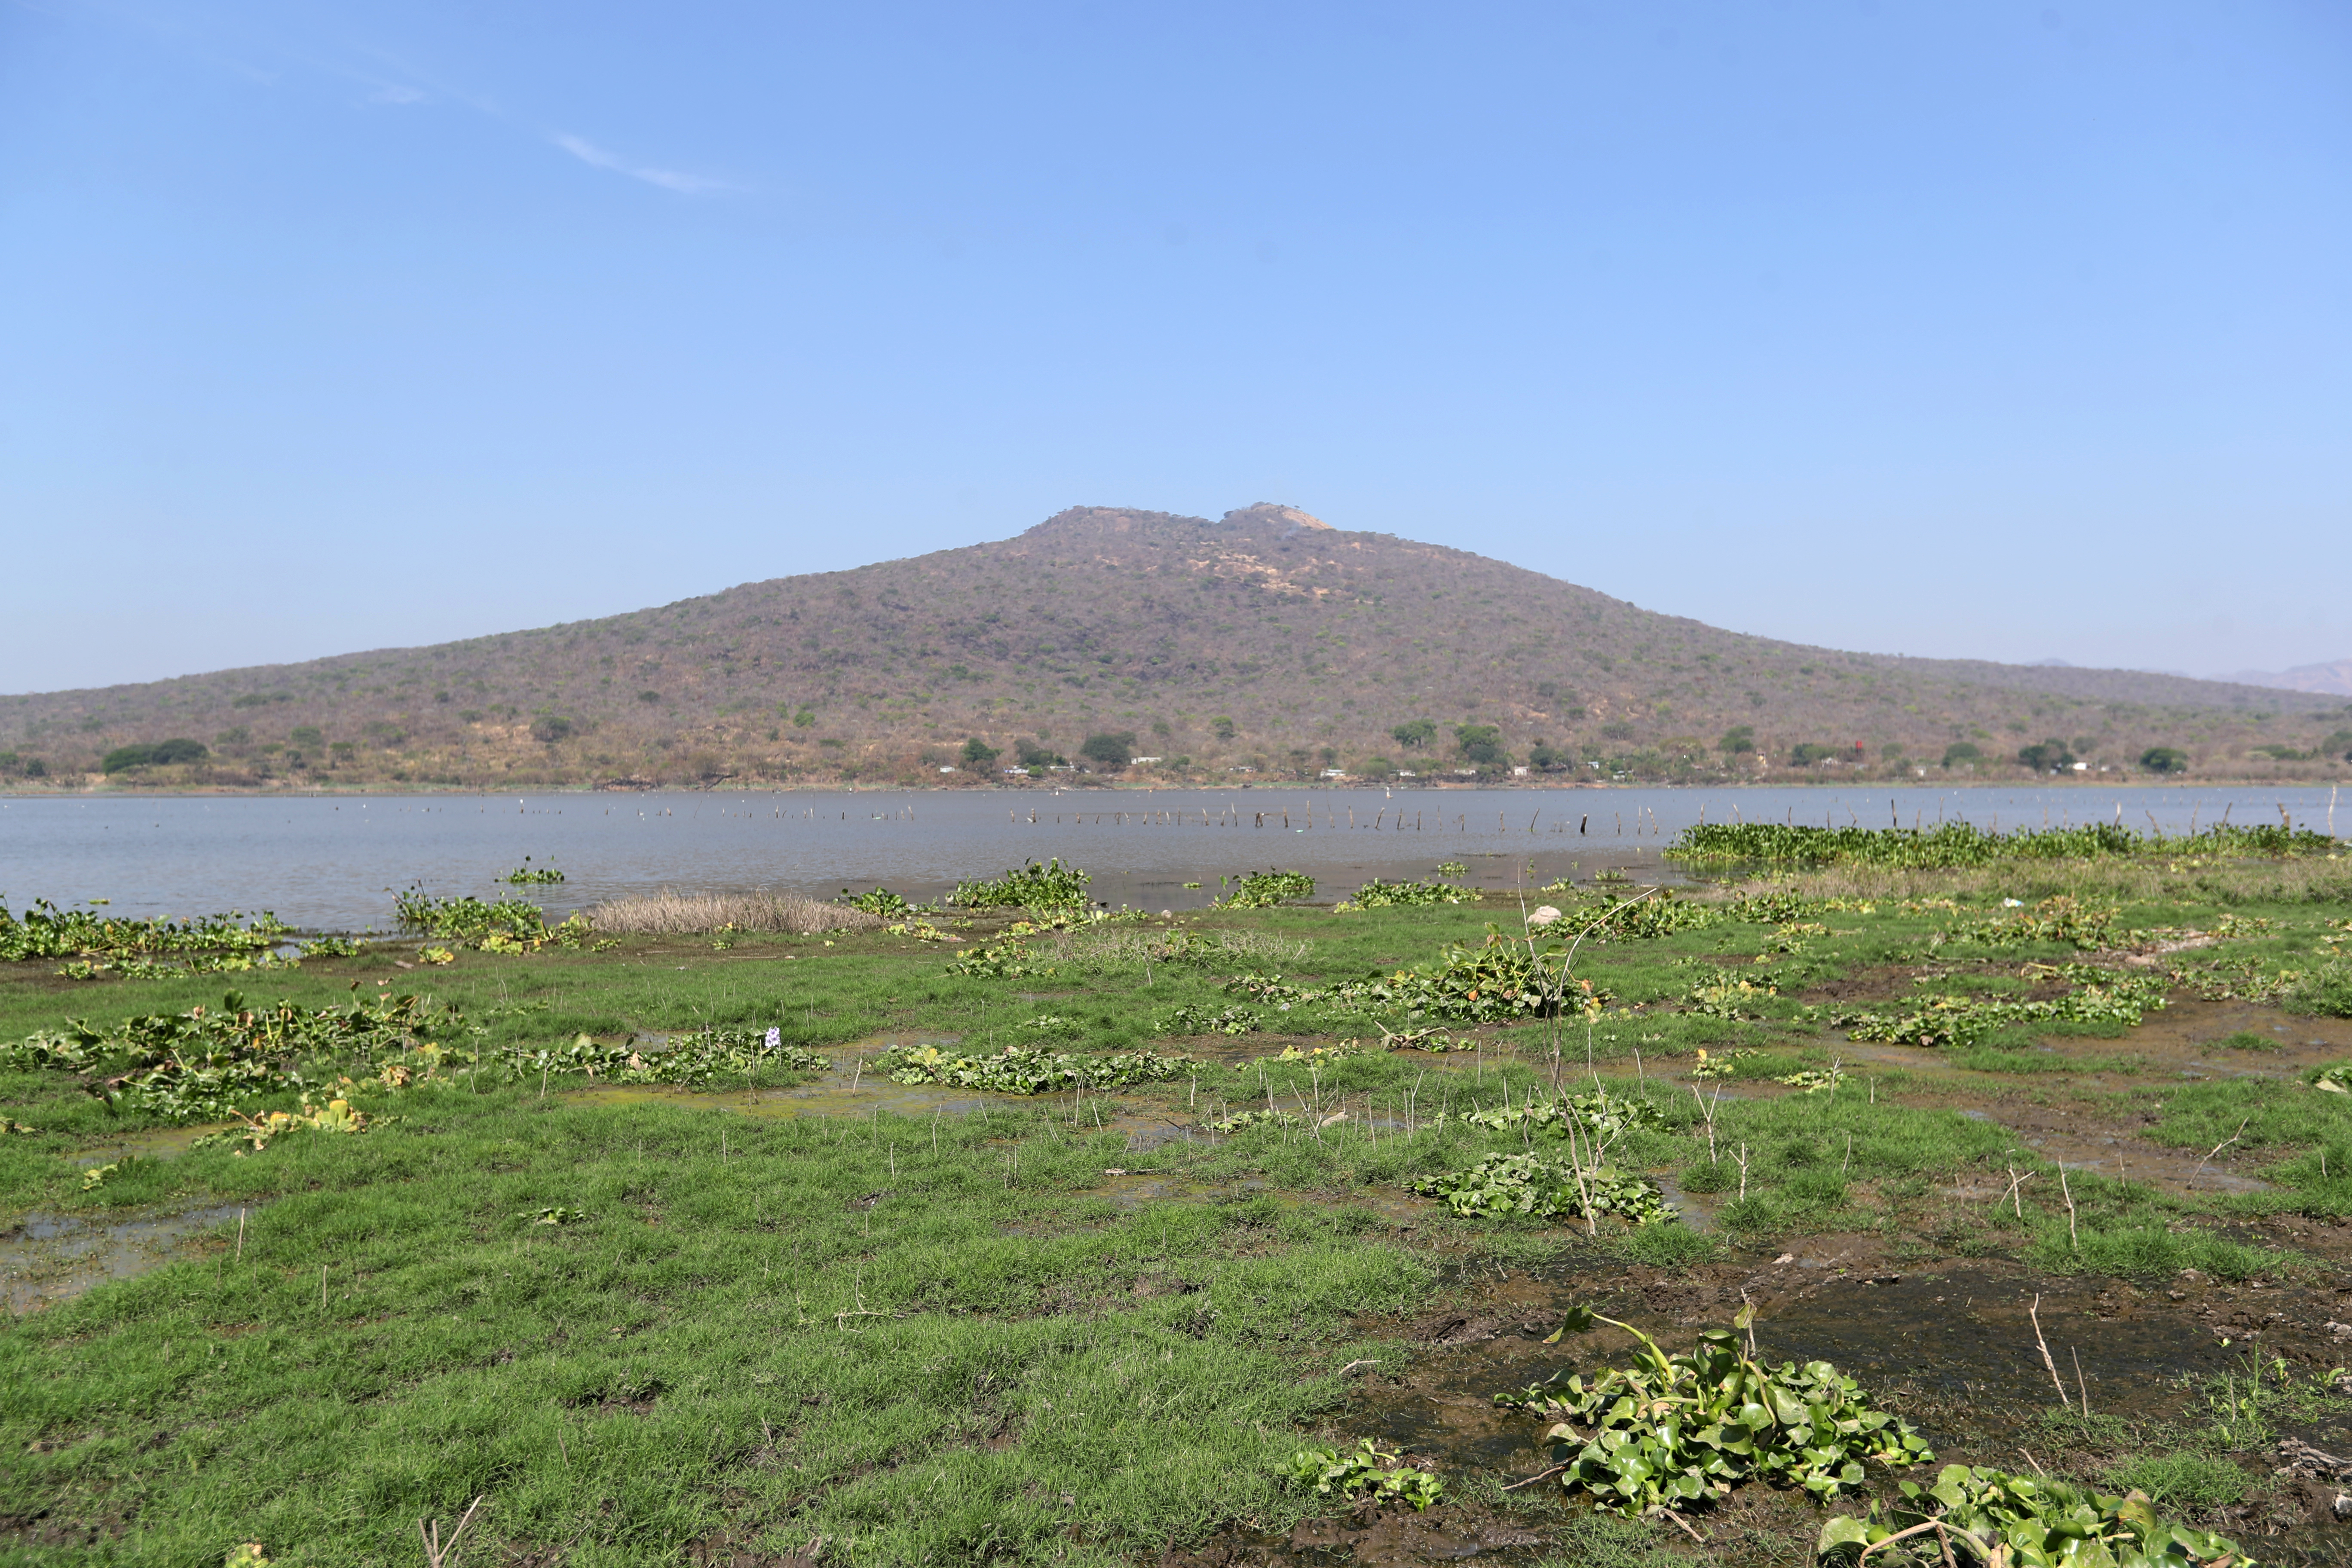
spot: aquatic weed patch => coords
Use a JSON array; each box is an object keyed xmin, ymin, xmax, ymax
[
  {"xmin": 3, "ymin": 989, "xmax": 468, "ymax": 1120},
  {"xmin": 1830, "ymin": 966, "xmax": 2168, "ymax": 1047},
  {"xmin": 1, "ymin": 898, "xmax": 309, "ymax": 980},
  {"xmin": 882, "ymin": 1043, "xmax": 1189, "ymax": 1093},
  {"xmin": 1341, "ymin": 878, "xmax": 1478, "ymax": 910},
  {"xmin": 1156, "ymin": 1004, "xmax": 1264, "ymax": 1036},
  {"xmin": 1214, "ymin": 870, "xmax": 1316, "ymax": 910},
  {"xmin": 1410, "ymin": 1152, "xmax": 1672, "ymax": 1225},
  {"xmin": 1672, "ymin": 820, "xmax": 2334, "ymax": 870},
  {"xmin": 947, "ymin": 858, "xmax": 1093, "ymax": 911},
  {"xmin": 1285, "ymin": 1439, "xmax": 1442, "ymax": 1510},
  {"xmin": 1817, "ymin": 1463, "xmax": 2256, "ymax": 1567},
  {"xmin": 501, "ymin": 1029, "xmax": 830, "ymax": 1089},
  {"xmin": 1496, "ymin": 1306, "xmax": 1932, "ymax": 1515}
]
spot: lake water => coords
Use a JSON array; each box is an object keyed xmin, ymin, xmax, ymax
[{"xmin": 0, "ymin": 783, "xmax": 2341, "ymax": 933}]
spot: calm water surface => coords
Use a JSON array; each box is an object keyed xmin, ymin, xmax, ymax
[{"xmin": 0, "ymin": 784, "xmax": 2340, "ymax": 932}]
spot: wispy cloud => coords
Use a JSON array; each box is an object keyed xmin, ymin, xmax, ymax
[
  {"xmin": 553, "ymin": 134, "xmax": 732, "ymax": 195},
  {"xmin": 368, "ymin": 84, "xmax": 427, "ymax": 105}
]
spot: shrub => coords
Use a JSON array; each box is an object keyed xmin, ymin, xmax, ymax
[
  {"xmin": 1455, "ymin": 724, "xmax": 1506, "ymax": 764},
  {"xmin": 530, "ymin": 716, "xmax": 575, "ymax": 743},
  {"xmin": 960, "ymin": 737, "xmax": 999, "ymax": 769},
  {"xmin": 2017, "ymin": 738, "xmax": 2075, "ymax": 772},
  {"xmin": 1390, "ymin": 719, "xmax": 1436, "ymax": 750},
  {"xmin": 2141, "ymin": 746, "xmax": 2189, "ymax": 774},
  {"xmin": 1080, "ymin": 731, "xmax": 1136, "ymax": 769},
  {"xmin": 101, "ymin": 738, "xmax": 207, "ymax": 773},
  {"xmin": 289, "ymin": 726, "xmax": 325, "ymax": 749},
  {"xmin": 1014, "ymin": 737, "xmax": 1066, "ymax": 770},
  {"xmin": 1718, "ymin": 726, "xmax": 1756, "ymax": 755},
  {"xmin": 1942, "ymin": 741, "xmax": 1983, "ymax": 769},
  {"xmin": 1210, "ymin": 715, "xmax": 1237, "ymax": 741},
  {"xmin": 1791, "ymin": 742, "xmax": 1838, "ymax": 766}
]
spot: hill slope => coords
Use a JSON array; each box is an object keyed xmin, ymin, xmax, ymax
[{"xmin": 5, "ymin": 504, "xmax": 2347, "ymax": 789}]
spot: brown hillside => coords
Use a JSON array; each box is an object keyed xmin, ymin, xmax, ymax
[{"xmin": 4, "ymin": 503, "xmax": 2347, "ymax": 790}]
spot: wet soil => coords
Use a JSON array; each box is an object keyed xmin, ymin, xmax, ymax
[{"xmin": 0, "ymin": 1202, "xmax": 251, "ymax": 1314}]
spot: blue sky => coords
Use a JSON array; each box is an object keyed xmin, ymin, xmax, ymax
[{"xmin": 3, "ymin": 0, "xmax": 2346, "ymax": 693}]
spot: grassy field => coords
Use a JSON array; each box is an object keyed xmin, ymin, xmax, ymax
[{"xmin": 4, "ymin": 846, "xmax": 2351, "ymax": 1565}]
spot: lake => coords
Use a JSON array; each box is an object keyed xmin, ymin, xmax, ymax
[{"xmin": 0, "ymin": 782, "xmax": 2340, "ymax": 933}]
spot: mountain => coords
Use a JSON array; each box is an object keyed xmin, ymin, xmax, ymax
[
  {"xmin": 4, "ymin": 503, "xmax": 2347, "ymax": 790},
  {"xmin": 2219, "ymin": 658, "xmax": 2352, "ymax": 698}
]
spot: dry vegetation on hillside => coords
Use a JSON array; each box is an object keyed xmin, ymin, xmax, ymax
[{"xmin": 4, "ymin": 503, "xmax": 2347, "ymax": 790}]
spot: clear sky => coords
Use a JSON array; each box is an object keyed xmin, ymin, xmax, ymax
[{"xmin": 3, "ymin": 0, "xmax": 2346, "ymax": 694}]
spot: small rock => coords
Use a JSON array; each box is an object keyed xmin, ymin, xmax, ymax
[{"xmin": 1773, "ymin": 1254, "xmax": 1795, "ymax": 1265}]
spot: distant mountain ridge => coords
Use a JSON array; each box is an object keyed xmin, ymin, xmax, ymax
[
  {"xmin": 3, "ymin": 503, "xmax": 2345, "ymax": 789},
  {"xmin": 2220, "ymin": 658, "xmax": 2352, "ymax": 698}
]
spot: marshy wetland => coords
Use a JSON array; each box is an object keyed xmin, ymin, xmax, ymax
[{"xmin": 4, "ymin": 822, "xmax": 2352, "ymax": 1566}]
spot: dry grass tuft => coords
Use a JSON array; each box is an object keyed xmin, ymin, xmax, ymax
[{"xmin": 585, "ymin": 890, "xmax": 881, "ymax": 936}]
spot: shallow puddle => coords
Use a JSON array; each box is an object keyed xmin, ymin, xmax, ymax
[{"xmin": 0, "ymin": 1202, "xmax": 250, "ymax": 1314}]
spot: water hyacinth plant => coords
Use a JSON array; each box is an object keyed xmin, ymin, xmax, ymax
[
  {"xmin": 880, "ymin": 1043, "xmax": 1189, "ymax": 1093},
  {"xmin": 946, "ymin": 858, "xmax": 1093, "ymax": 912},
  {"xmin": 1816, "ymin": 1464, "xmax": 2256, "ymax": 1567},
  {"xmin": 1410, "ymin": 1152, "xmax": 1672, "ymax": 1225},
  {"xmin": 1497, "ymin": 1305, "xmax": 1933, "ymax": 1516},
  {"xmin": 1669, "ymin": 819, "xmax": 2335, "ymax": 870},
  {"xmin": 1213, "ymin": 870, "xmax": 1316, "ymax": 909},
  {"xmin": 0, "ymin": 898, "xmax": 296, "ymax": 967},
  {"xmin": 1285, "ymin": 1439, "xmax": 1443, "ymax": 1511}
]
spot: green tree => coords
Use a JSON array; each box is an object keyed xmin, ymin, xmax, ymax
[
  {"xmin": 2141, "ymin": 747, "xmax": 2190, "ymax": 775},
  {"xmin": 1080, "ymin": 731, "xmax": 1137, "ymax": 770},
  {"xmin": 1209, "ymin": 715, "xmax": 1237, "ymax": 741},
  {"xmin": 1717, "ymin": 726, "xmax": 1755, "ymax": 756},
  {"xmin": 289, "ymin": 726, "xmax": 325, "ymax": 750},
  {"xmin": 1359, "ymin": 756, "xmax": 1397, "ymax": 779},
  {"xmin": 960, "ymin": 737, "xmax": 1000, "ymax": 769},
  {"xmin": 2015, "ymin": 738, "xmax": 2074, "ymax": 772},
  {"xmin": 1528, "ymin": 741, "xmax": 1565, "ymax": 771},
  {"xmin": 1455, "ymin": 724, "xmax": 1506, "ymax": 765},
  {"xmin": 1790, "ymin": 742, "xmax": 1838, "ymax": 766},
  {"xmin": 1941, "ymin": 742, "xmax": 1983, "ymax": 770},
  {"xmin": 101, "ymin": 744, "xmax": 156, "ymax": 774},
  {"xmin": 1390, "ymin": 719, "xmax": 1437, "ymax": 750},
  {"xmin": 530, "ymin": 716, "xmax": 575, "ymax": 744},
  {"xmin": 1015, "ymin": 738, "xmax": 1066, "ymax": 770}
]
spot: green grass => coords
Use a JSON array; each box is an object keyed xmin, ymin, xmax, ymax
[
  {"xmin": 7, "ymin": 859, "xmax": 2352, "ymax": 1562},
  {"xmin": 2103, "ymin": 1453, "xmax": 2251, "ymax": 1511},
  {"xmin": 3, "ymin": 1091, "xmax": 1430, "ymax": 1566}
]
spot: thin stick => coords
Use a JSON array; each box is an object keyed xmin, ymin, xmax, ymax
[
  {"xmin": 2002, "ymin": 1164, "xmax": 2035, "ymax": 1218},
  {"xmin": 1736, "ymin": 1142, "xmax": 1749, "ymax": 1202},
  {"xmin": 2071, "ymin": 1346, "xmax": 2091, "ymax": 1417},
  {"xmin": 2194, "ymin": 1118, "xmax": 2249, "ymax": 1183},
  {"xmin": 2028, "ymin": 1295, "xmax": 2073, "ymax": 1412},
  {"xmin": 1501, "ymin": 1460, "xmax": 1570, "ymax": 1491},
  {"xmin": 234, "ymin": 1208, "xmax": 246, "ymax": 1262},
  {"xmin": 1657, "ymin": 1509, "xmax": 1708, "ymax": 1546},
  {"xmin": 420, "ymin": 1495, "xmax": 485, "ymax": 1568},
  {"xmin": 2061, "ymin": 1168, "xmax": 2078, "ymax": 1250}
]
